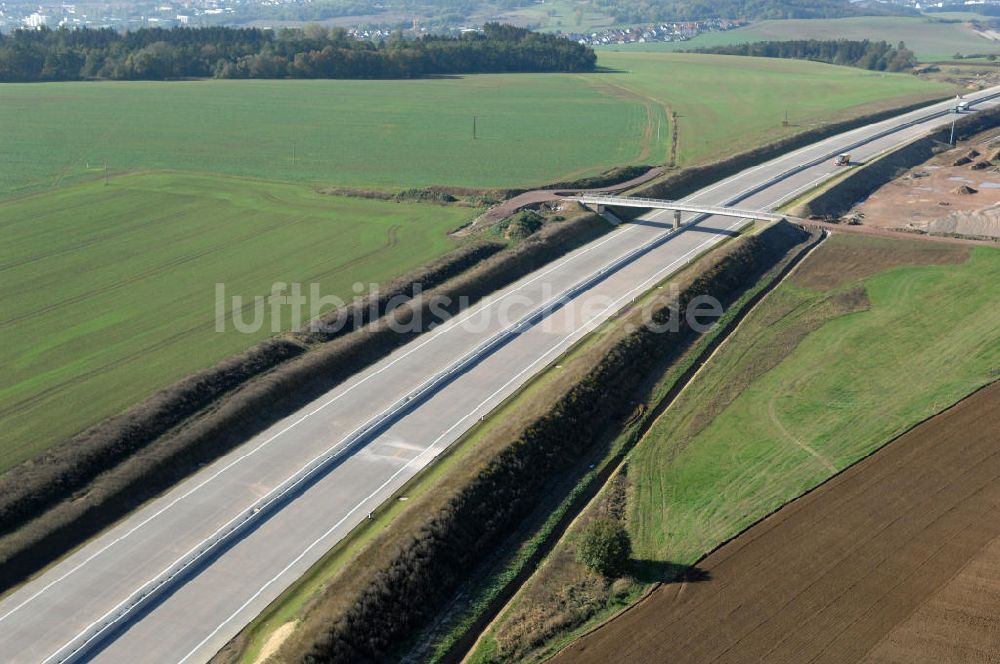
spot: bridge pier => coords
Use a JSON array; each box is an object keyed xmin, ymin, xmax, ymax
[{"xmin": 673, "ymin": 209, "xmax": 681, "ymax": 230}]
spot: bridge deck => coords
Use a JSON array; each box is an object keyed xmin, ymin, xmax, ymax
[{"xmin": 572, "ymin": 194, "xmax": 786, "ymax": 223}]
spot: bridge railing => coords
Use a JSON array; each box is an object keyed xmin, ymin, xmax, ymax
[{"xmin": 571, "ymin": 195, "xmax": 785, "ymax": 221}]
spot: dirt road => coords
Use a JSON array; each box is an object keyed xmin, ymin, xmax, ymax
[{"xmin": 553, "ymin": 381, "xmax": 1000, "ymax": 664}]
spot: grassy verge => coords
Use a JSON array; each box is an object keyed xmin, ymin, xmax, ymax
[
  {"xmin": 464, "ymin": 223, "xmax": 818, "ymax": 663},
  {"xmin": 220, "ymin": 220, "xmax": 804, "ymax": 663}
]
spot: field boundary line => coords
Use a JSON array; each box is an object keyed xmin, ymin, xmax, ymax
[{"xmin": 553, "ymin": 375, "xmax": 1000, "ymax": 657}]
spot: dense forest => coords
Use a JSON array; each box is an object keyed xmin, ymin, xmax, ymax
[
  {"xmin": 0, "ymin": 23, "xmax": 596, "ymax": 82},
  {"xmin": 692, "ymin": 39, "xmax": 917, "ymax": 72},
  {"xmin": 594, "ymin": 0, "xmax": 915, "ymax": 24}
]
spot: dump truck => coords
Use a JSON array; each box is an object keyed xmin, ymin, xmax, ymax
[{"xmin": 834, "ymin": 153, "xmax": 851, "ymax": 166}]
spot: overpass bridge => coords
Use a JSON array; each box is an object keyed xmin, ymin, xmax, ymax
[{"xmin": 571, "ymin": 194, "xmax": 787, "ymax": 229}]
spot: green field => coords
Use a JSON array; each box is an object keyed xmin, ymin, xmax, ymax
[
  {"xmin": 0, "ymin": 53, "xmax": 951, "ymax": 467},
  {"xmin": 0, "ymin": 74, "xmax": 658, "ymax": 199},
  {"xmin": 629, "ymin": 236, "xmax": 1000, "ymax": 564},
  {"xmin": 604, "ymin": 16, "xmax": 996, "ymax": 61},
  {"xmin": 596, "ymin": 52, "xmax": 946, "ymax": 165},
  {"xmin": 0, "ymin": 172, "xmax": 473, "ymax": 470},
  {"xmin": 0, "ymin": 52, "xmax": 948, "ymax": 201},
  {"xmin": 495, "ymin": 0, "xmax": 619, "ymax": 34}
]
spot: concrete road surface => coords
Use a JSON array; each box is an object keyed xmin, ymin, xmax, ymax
[{"xmin": 1, "ymin": 88, "xmax": 997, "ymax": 664}]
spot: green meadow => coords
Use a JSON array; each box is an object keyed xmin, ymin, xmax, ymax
[
  {"xmin": 0, "ymin": 52, "xmax": 951, "ymax": 464},
  {"xmin": 595, "ymin": 52, "xmax": 946, "ymax": 165},
  {"xmin": 629, "ymin": 236, "xmax": 1000, "ymax": 565},
  {"xmin": 0, "ymin": 53, "xmax": 948, "ymax": 200},
  {"xmin": 0, "ymin": 172, "xmax": 472, "ymax": 470},
  {"xmin": 0, "ymin": 74, "xmax": 655, "ymax": 198}
]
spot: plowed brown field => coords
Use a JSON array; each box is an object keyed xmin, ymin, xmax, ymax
[{"xmin": 553, "ymin": 381, "xmax": 1000, "ymax": 664}]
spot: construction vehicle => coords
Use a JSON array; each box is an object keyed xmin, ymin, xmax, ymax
[{"xmin": 834, "ymin": 153, "xmax": 851, "ymax": 167}]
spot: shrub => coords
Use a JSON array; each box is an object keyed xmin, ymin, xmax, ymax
[
  {"xmin": 506, "ymin": 211, "xmax": 544, "ymax": 241},
  {"xmin": 576, "ymin": 518, "xmax": 631, "ymax": 578}
]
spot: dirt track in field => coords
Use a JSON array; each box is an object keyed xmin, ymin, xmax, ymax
[{"xmin": 552, "ymin": 381, "xmax": 1000, "ymax": 664}]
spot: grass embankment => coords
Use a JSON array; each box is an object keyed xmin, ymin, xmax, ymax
[
  {"xmin": 0, "ymin": 53, "xmax": 948, "ymax": 200},
  {"xmin": 604, "ymin": 16, "xmax": 998, "ymax": 61},
  {"xmin": 0, "ymin": 208, "xmax": 609, "ymax": 594},
  {"xmin": 0, "ymin": 171, "xmax": 474, "ymax": 471},
  {"xmin": 476, "ymin": 235, "xmax": 1000, "ymax": 662},
  {"xmin": 223, "ymin": 221, "xmax": 811, "ymax": 664}
]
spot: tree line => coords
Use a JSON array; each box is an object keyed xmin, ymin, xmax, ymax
[
  {"xmin": 691, "ymin": 39, "xmax": 917, "ymax": 72},
  {"xmin": 0, "ymin": 23, "xmax": 596, "ymax": 82}
]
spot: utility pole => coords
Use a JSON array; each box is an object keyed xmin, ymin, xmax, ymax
[
  {"xmin": 950, "ymin": 113, "xmax": 958, "ymax": 145},
  {"xmin": 473, "ymin": 115, "xmax": 477, "ymax": 140},
  {"xmin": 291, "ymin": 143, "xmax": 296, "ymax": 165},
  {"xmin": 104, "ymin": 160, "xmax": 108, "ymax": 186},
  {"xmin": 782, "ymin": 109, "xmax": 789, "ymax": 127},
  {"xmin": 669, "ymin": 111, "xmax": 679, "ymax": 169}
]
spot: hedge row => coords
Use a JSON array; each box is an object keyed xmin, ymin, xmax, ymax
[
  {"xmin": 0, "ymin": 240, "xmax": 503, "ymax": 540},
  {"xmin": 0, "ymin": 214, "xmax": 607, "ymax": 592},
  {"xmin": 298, "ymin": 221, "xmax": 809, "ymax": 663}
]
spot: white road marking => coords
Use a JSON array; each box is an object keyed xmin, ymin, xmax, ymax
[
  {"xmin": 9, "ymin": 87, "xmax": 1000, "ymax": 663},
  {"xmin": 173, "ymin": 213, "xmax": 749, "ymax": 664},
  {"xmin": 0, "ymin": 218, "xmax": 643, "ymax": 628}
]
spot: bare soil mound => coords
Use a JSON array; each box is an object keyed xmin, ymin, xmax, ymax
[
  {"xmin": 847, "ymin": 138, "xmax": 1000, "ymax": 240},
  {"xmin": 553, "ymin": 381, "xmax": 1000, "ymax": 664},
  {"xmin": 930, "ymin": 204, "xmax": 1000, "ymax": 239}
]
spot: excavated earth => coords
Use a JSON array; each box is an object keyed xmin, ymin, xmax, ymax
[
  {"xmin": 850, "ymin": 138, "xmax": 1000, "ymax": 241},
  {"xmin": 553, "ymin": 381, "xmax": 1000, "ymax": 664}
]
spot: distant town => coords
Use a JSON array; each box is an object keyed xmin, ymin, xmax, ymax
[
  {"xmin": 0, "ymin": 0, "xmax": 738, "ymax": 39},
  {"xmin": 564, "ymin": 18, "xmax": 746, "ymax": 47},
  {"xmin": 0, "ymin": 0, "xmax": 750, "ymax": 52},
  {"xmin": 2, "ymin": 0, "xmax": 1000, "ymax": 37}
]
